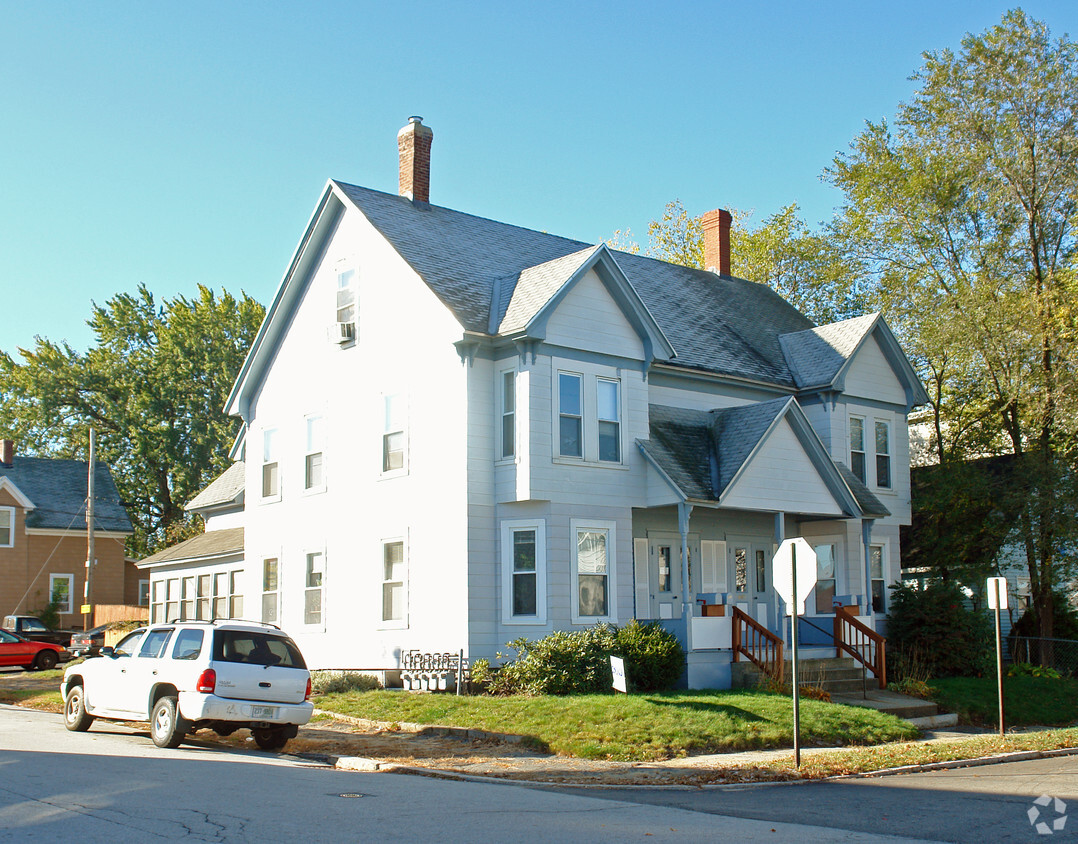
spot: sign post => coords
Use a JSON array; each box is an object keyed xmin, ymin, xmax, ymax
[
  {"xmin": 987, "ymin": 576, "xmax": 1008, "ymax": 737},
  {"xmin": 773, "ymin": 538, "xmax": 817, "ymax": 768}
]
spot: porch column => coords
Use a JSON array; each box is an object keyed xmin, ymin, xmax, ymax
[
  {"xmin": 677, "ymin": 501, "xmax": 694, "ymax": 627},
  {"xmin": 861, "ymin": 519, "xmax": 875, "ymax": 617}
]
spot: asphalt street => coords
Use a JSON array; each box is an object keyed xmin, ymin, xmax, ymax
[{"xmin": 0, "ymin": 704, "xmax": 937, "ymax": 843}]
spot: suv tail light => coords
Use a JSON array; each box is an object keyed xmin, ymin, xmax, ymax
[
  {"xmin": 305, "ymin": 677, "xmax": 312, "ymax": 701},
  {"xmin": 196, "ymin": 668, "xmax": 216, "ymax": 694}
]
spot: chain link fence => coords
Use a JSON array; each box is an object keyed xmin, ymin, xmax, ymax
[{"xmin": 1008, "ymin": 636, "xmax": 1078, "ymax": 677}]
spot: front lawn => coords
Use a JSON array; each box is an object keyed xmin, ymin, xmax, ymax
[
  {"xmin": 929, "ymin": 675, "xmax": 1078, "ymax": 727},
  {"xmin": 314, "ymin": 689, "xmax": 919, "ymax": 761}
]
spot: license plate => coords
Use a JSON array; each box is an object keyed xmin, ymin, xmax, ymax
[{"xmin": 250, "ymin": 705, "xmax": 278, "ymax": 718}]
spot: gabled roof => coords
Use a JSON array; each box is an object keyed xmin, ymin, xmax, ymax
[
  {"xmin": 185, "ymin": 462, "xmax": 245, "ymax": 513},
  {"xmin": 137, "ymin": 527, "xmax": 244, "ymax": 568},
  {"xmin": 0, "ymin": 457, "xmax": 132, "ymax": 533},
  {"xmin": 779, "ymin": 313, "xmax": 929, "ymax": 406},
  {"xmin": 639, "ymin": 398, "xmax": 871, "ymax": 518}
]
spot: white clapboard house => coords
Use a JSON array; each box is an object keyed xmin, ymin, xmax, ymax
[{"xmin": 139, "ymin": 118, "xmax": 927, "ymax": 687}]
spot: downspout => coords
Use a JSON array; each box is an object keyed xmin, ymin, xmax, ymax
[
  {"xmin": 861, "ymin": 520, "xmax": 875, "ymax": 618},
  {"xmin": 678, "ymin": 501, "xmax": 693, "ymax": 651},
  {"xmin": 775, "ymin": 512, "xmax": 786, "ymax": 645}
]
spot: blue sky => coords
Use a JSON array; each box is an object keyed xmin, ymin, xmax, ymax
[{"xmin": 2, "ymin": 1, "xmax": 1076, "ymax": 355}]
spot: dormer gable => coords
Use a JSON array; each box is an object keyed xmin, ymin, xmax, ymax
[
  {"xmin": 491, "ymin": 244, "xmax": 675, "ymax": 369},
  {"xmin": 0, "ymin": 477, "xmax": 35, "ymax": 511},
  {"xmin": 779, "ymin": 313, "xmax": 928, "ymax": 409}
]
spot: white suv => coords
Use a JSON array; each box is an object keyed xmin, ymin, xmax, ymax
[{"xmin": 60, "ymin": 620, "xmax": 314, "ymax": 751}]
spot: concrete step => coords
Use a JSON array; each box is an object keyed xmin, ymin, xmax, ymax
[
  {"xmin": 784, "ymin": 657, "xmax": 858, "ymax": 671},
  {"xmin": 831, "ymin": 690, "xmax": 941, "ymax": 720},
  {"xmin": 814, "ymin": 678, "xmax": 876, "ymax": 694}
]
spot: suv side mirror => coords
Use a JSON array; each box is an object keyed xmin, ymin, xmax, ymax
[{"xmin": 101, "ymin": 646, "xmax": 115, "ymax": 658}]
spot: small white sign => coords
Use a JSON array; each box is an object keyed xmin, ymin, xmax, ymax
[
  {"xmin": 610, "ymin": 656, "xmax": 627, "ymax": 693},
  {"xmin": 987, "ymin": 576, "xmax": 1009, "ymax": 610},
  {"xmin": 773, "ymin": 537, "xmax": 817, "ymax": 616}
]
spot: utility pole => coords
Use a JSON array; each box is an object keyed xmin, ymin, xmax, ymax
[{"xmin": 83, "ymin": 428, "xmax": 95, "ymax": 631}]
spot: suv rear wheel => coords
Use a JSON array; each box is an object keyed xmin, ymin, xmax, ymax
[
  {"xmin": 252, "ymin": 727, "xmax": 289, "ymax": 751},
  {"xmin": 150, "ymin": 696, "xmax": 186, "ymax": 748},
  {"xmin": 64, "ymin": 684, "xmax": 94, "ymax": 732}
]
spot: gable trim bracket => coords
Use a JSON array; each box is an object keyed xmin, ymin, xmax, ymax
[{"xmin": 0, "ymin": 477, "xmax": 36, "ymax": 511}]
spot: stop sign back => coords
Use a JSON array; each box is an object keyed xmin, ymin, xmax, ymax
[{"xmin": 773, "ymin": 537, "xmax": 817, "ymax": 616}]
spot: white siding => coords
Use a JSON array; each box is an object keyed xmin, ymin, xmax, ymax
[
  {"xmin": 843, "ymin": 335, "xmax": 907, "ymax": 405},
  {"xmin": 722, "ymin": 420, "xmax": 843, "ymax": 516},
  {"xmin": 543, "ymin": 269, "xmax": 644, "ymax": 360}
]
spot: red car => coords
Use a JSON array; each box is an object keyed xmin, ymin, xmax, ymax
[{"xmin": 0, "ymin": 629, "xmax": 62, "ymax": 671}]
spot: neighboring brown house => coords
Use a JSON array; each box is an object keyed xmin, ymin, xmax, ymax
[{"xmin": 0, "ymin": 440, "xmax": 134, "ymax": 630}]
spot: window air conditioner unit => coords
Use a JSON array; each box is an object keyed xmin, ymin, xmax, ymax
[{"xmin": 333, "ymin": 321, "xmax": 355, "ymax": 344}]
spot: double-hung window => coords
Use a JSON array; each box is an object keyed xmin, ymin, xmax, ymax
[
  {"xmin": 597, "ymin": 378, "xmax": 620, "ymax": 462},
  {"xmin": 197, "ymin": 574, "xmax": 212, "ymax": 620},
  {"xmin": 336, "ymin": 266, "xmax": 356, "ymax": 342},
  {"xmin": 501, "ymin": 520, "xmax": 546, "ymax": 623},
  {"xmin": 49, "ymin": 574, "xmax": 73, "ymax": 615},
  {"xmin": 305, "ymin": 551, "xmax": 324, "ymax": 625},
  {"xmin": 305, "ymin": 414, "xmax": 326, "ymax": 491},
  {"xmin": 558, "ymin": 373, "xmax": 583, "ymax": 458},
  {"xmin": 382, "ymin": 395, "xmax": 406, "ymax": 474},
  {"xmin": 572, "ymin": 520, "xmax": 615, "ymax": 622},
  {"xmin": 849, "ymin": 417, "xmax": 866, "ymax": 483},
  {"xmin": 875, "ymin": 420, "xmax": 891, "ymax": 489},
  {"xmin": 870, "ymin": 545, "xmax": 886, "ymax": 613},
  {"xmin": 501, "ymin": 371, "xmax": 516, "ymax": 460},
  {"xmin": 181, "ymin": 576, "xmax": 196, "ymax": 620},
  {"xmin": 262, "ymin": 428, "xmax": 279, "ymax": 500},
  {"xmin": 381, "ymin": 540, "xmax": 407, "ymax": 625},
  {"xmin": 262, "ymin": 557, "xmax": 280, "ymax": 623},
  {"xmin": 0, "ymin": 506, "xmax": 13, "ymax": 546}
]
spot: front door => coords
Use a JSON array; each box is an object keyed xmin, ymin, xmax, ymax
[
  {"xmin": 728, "ymin": 539, "xmax": 774, "ymax": 631},
  {"xmin": 640, "ymin": 533, "xmax": 697, "ymax": 620}
]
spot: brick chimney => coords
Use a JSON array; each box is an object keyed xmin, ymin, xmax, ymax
[
  {"xmin": 0, "ymin": 440, "xmax": 13, "ymax": 468},
  {"xmin": 701, "ymin": 209, "xmax": 732, "ymax": 276},
  {"xmin": 397, "ymin": 116, "xmax": 433, "ymax": 204}
]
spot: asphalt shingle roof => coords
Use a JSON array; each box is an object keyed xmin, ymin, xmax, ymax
[
  {"xmin": 709, "ymin": 398, "xmax": 792, "ymax": 492},
  {"xmin": 778, "ymin": 313, "xmax": 879, "ymax": 389},
  {"xmin": 138, "ymin": 527, "xmax": 244, "ymax": 566},
  {"xmin": 185, "ymin": 462, "xmax": 245, "ymax": 512},
  {"xmin": 0, "ymin": 456, "xmax": 132, "ymax": 533},
  {"xmin": 336, "ymin": 182, "xmax": 815, "ymax": 386}
]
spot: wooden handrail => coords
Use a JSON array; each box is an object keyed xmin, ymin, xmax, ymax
[
  {"xmin": 731, "ymin": 606, "xmax": 784, "ymax": 683},
  {"xmin": 833, "ymin": 605, "xmax": 887, "ymax": 688}
]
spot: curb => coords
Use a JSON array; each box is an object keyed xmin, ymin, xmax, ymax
[{"xmin": 327, "ymin": 745, "xmax": 1078, "ymax": 789}]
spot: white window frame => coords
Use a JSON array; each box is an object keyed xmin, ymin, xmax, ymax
[
  {"xmin": 558, "ymin": 371, "xmax": 584, "ymax": 459},
  {"xmin": 570, "ymin": 518, "xmax": 617, "ymax": 624},
  {"xmin": 849, "ymin": 415, "xmax": 866, "ymax": 484},
  {"xmin": 336, "ymin": 265, "xmax": 357, "ymax": 342},
  {"xmin": 261, "ymin": 427, "xmax": 281, "ymax": 502},
  {"xmin": 304, "ymin": 413, "xmax": 327, "ymax": 494},
  {"xmin": 0, "ymin": 506, "xmax": 13, "ymax": 546},
  {"xmin": 380, "ymin": 537, "xmax": 408, "ymax": 629},
  {"xmin": 874, "ymin": 418, "xmax": 892, "ymax": 490},
  {"xmin": 261, "ymin": 555, "xmax": 281, "ymax": 624},
  {"xmin": 501, "ymin": 519, "xmax": 547, "ymax": 625},
  {"xmin": 50, "ymin": 574, "xmax": 74, "ymax": 615},
  {"xmin": 228, "ymin": 569, "xmax": 244, "ymax": 619},
  {"xmin": 869, "ymin": 542, "xmax": 888, "ymax": 614},
  {"xmin": 700, "ymin": 540, "xmax": 727, "ymax": 593},
  {"xmin": 499, "ymin": 369, "xmax": 516, "ymax": 461},
  {"xmin": 303, "ymin": 548, "xmax": 326, "ymax": 628},
  {"xmin": 596, "ymin": 377, "xmax": 621, "ymax": 463},
  {"xmin": 381, "ymin": 394, "xmax": 408, "ymax": 477}
]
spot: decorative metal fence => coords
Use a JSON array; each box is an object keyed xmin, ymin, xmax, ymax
[{"xmin": 1008, "ymin": 637, "xmax": 1078, "ymax": 677}]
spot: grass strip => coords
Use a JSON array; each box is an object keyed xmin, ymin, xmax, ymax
[
  {"xmin": 0, "ymin": 689, "xmax": 63, "ymax": 711},
  {"xmin": 929, "ymin": 675, "xmax": 1078, "ymax": 726},
  {"xmin": 314, "ymin": 689, "xmax": 918, "ymax": 761}
]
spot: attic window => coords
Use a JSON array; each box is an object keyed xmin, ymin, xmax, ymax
[
  {"xmin": 336, "ymin": 267, "xmax": 356, "ymax": 342},
  {"xmin": 0, "ymin": 506, "xmax": 12, "ymax": 546}
]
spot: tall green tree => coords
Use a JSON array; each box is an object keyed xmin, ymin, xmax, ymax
[
  {"xmin": 828, "ymin": 10, "xmax": 1078, "ymax": 644},
  {"xmin": 611, "ymin": 199, "xmax": 864, "ymax": 325},
  {"xmin": 0, "ymin": 285, "xmax": 265, "ymax": 556}
]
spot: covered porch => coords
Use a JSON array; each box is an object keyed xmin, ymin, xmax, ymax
[{"xmin": 634, "ymin": 399, "xmax": 891, "ymax": 689}]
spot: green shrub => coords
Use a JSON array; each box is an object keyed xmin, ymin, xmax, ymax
[
  {"xmin": 310, "ymin": 671, "xmax": 382, "ymax": 695},
  {"xmin": 886, "ymin": 581, "xmax": 991, "ymax": 678},
  {"xmin": 489, "ymin": 622, "xmax": 685, "ymax": 696},
  {"xmin": 613, "ymin": 619, "xmax": 684, "ymax": 692},
  {"xmin": 1009, "ymin": 590, "xmax": 1078, "ymax": 642},
  {"xmin": 1007, "ymin": 662, "xmax": 1062, "ymax": 679}
]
